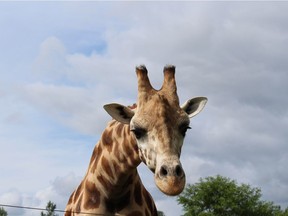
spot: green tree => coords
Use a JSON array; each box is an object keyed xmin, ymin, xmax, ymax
[
  {"xmin": 0, "ymin": 207, "xmax": 7, "ymax": 216},
  {"xmin": 157, "ymin": 210, "xmax": 165, "ymax": 216},
  {"xmin": 282, "ymin": 207, "xmax": 288, "ymax": 216},
  {"xmin": 41, "ymin": 201, "xmax": 58, "ymax": 216},
  {"xmin": 177, "ymin": 175, "xmax": 287, "ymax": 216}
]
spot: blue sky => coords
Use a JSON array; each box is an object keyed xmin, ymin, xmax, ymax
[{"xmin": 1, "ymin": 2, "xmax": 288, "ymax": 216}]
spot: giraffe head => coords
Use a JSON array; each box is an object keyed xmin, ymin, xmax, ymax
[{"xmin": 104, "ymin": 65, "xmax": 207, "ymax": 196}]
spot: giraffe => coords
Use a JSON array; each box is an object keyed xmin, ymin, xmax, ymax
[{"xmin": 65, "ymin": 65, "xmax": 207, "ymax": 216}]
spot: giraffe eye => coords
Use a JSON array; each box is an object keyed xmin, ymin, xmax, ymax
[
  {"xmin": 131, "ymin": 127, "xmax": 147, "ymax": 139},
  {"xmin": 179, "ymin": 124, "xmax": 191, "ymax": 137}
]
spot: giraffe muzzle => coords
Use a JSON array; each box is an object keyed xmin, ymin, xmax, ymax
[{"xmin": 154, "ymin": 161, "xmax": 186, "ymax": 196}]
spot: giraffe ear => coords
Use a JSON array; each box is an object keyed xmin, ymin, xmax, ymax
[
  {"xmin": 181, "ymin": 97, "xmax": 208, "ymax": 118},
  {"xmin": 103, "ymin": 103, "xmax": 135, "ymax": 124}
]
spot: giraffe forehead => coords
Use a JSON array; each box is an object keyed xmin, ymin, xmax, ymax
[
  {"xmin": 140, "ymin": 93, "xmax": 176, "ymax": 112},
  {"xmin": 134, "ymin": 95, "xmax": 189, "ymax": 130}
]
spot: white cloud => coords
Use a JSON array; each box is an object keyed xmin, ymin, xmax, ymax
[
  {"xmin": 0, "ymin": 173, "xmax": 81, "ymax": 216},
  {"xmin": 0, "ymin": 190, "xmax": 24, "ymax": 216},
  {"xmin": 33, "ymin": 173, "xmax": 81, "ymax": 212},
  {"xmin": 33, "ymin": 37, "xmax": 68, "ymax": 80},
  {"xmin": 21, "ymin": 82, "xmax": 109, "ymax": 135}
]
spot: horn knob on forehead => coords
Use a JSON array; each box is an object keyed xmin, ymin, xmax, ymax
[
  {"xmin": 162, "ymin": 64, "xmax": 177, "ymax": 92},
  {"xmin": 164, "ymin": 64, "xmax": 176, "ymax": 73},
  {"xmin": 136, "ymin": 65, "xmax": 153, "ymax": 93}
]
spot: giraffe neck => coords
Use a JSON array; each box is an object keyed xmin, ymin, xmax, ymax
[
  {"xmin": 65, "ymin": 120, "xmax": 157, "ymax": 215},
  {"xmin": 87, "ymin": 120, "xmax": 141, "ymax": 198}
]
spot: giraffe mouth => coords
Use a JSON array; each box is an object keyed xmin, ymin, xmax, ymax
[{"xmin": 154, "ymin": 171, "xmax": 186, "ymax": 196}]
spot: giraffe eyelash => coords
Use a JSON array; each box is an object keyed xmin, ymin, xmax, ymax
[
  {"xmin": 131, "ymin": 127, "xmax": 147, "ymax": 139},
  {"xmin": 179, "ymin": 124, "xmax": 191, "ymax": 137}
]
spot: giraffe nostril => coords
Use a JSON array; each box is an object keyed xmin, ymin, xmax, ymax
[
  {"xmin": 159, "ymin": 164, "xmax": 184, "ymax": 178},
  {"xmin": 160, "ymin": 165, "xmax": 168, "ymax": 177},
  {"xmin": 175, "ymin": 165, "xmax": 183, "ymax": 177}
]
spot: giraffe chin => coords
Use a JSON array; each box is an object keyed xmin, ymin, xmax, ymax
[{"xmin": 154, "ymin": 175, "xmax": 186, "ymax": 196}]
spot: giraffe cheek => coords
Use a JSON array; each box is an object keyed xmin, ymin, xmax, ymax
[
  {"xmin": 146, "ymin": 160, "xmax": 156, "ymax": 173},
  {"xmin": 138, "ymin": 146, "xmax": 157, "ymax": 172},
  {"xmin": 138, "ymin": 148, "xmax": 147, "ymax": 165}
]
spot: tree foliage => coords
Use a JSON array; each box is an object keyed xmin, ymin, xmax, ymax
[
  {"xmin": 40, "ymin": 201, "xmax": 58, "ymax": 216},
  {"xmin": 177, "ymin": 175, "xmax": 288, "ymax": 216},
  {"xmin": 0, "ymin": 207, "xmax": 7, "ymax": 216}
]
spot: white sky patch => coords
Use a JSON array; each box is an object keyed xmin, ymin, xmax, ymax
[
  {"xmin": 1, "ymin": 2, "xmax": 288, "ymax": 215},
  {"xmin": 0, "ymin": 190, "xmax": 24, "ymax": 216},
  {"xmin": 156, "ymin": 197, "xmax": 183, "ymax": 216},
  {"xmin": 33, "ymin": 37, "xmax": 68, "ymax": 81}
]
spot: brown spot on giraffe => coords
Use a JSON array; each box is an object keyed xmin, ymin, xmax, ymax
[
  {"xmin": 145, "ymin": 208, "xmax": 149, "ymax": 216},
  {"xmin": 84, "ymin": 181, "xmax": 101, "ymax": 210},
  {"xmin": 101, "ymin": 129, "xmax": 113, "ymax": 153},
  {"xmin": 76, "ymin": 194, "xmax": 82, "ymax": 213},
  {"xmin": 97, "ymin": 173, "xmax": 113, "ymax": 191},
  {"xmin": 90, "ymin": 144, "xmax": 102, "ymax": 171},
  {"xmin": 111, "ymin": 159, "xmax": 120, "ymax": 175},
  {"xmin": 114, "ymin": 141, "xmax": 126, "ymax": 163},
  {"xmin": 74, "ymin": 181, "xmax": 83, "ymax": 202},
  {"xmin": 116, "ymin": 122, "xmax": 124, "ymax": 137},
  {"xmin": 105, "ymin": 189, "xmax": 131, "ymax": 213},
  {"xmin": 65, "ymin": 210, "xmax": 71, "ymax": 216},
  {"xmin": 101, "ymin": 156, "xmax": 114, "ymax": 180},
  {"xmin": 143, "ymin": 187, "xmax": 155, "ymax": 213},
  {"xmin": 127, "ymin": 210, "xmax": 144, "ymax": 216},
  {"xmin": 65, "ymin": 65, "xmax": 207, "ymax": 216},
  {"xmin": 134, "ymin": 180, "xmax": 143, "ymax": 206}
]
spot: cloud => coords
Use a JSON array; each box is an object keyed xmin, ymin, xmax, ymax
[
  {"xmin": 33, "ymin": 173, "xmax": 81, "ymax": 212},
  {"xmin": 0, "ymin": 173, "xmax": 81, "ymax": 216},
  {"xmin": 0, "ymin": 190, "xmax": 24, "ymax": 216},
  {"xmin": 33, "ymin": 37, "xmax": 68, "ymax": 80},
  {"xmin": 21, "ymin": 82, "xmax": 109, "ymax": 135}
]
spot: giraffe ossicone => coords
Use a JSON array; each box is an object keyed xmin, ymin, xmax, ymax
[{"xmin": 65, "ymin": 65, "xmax": 207, "ymax": 215}]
